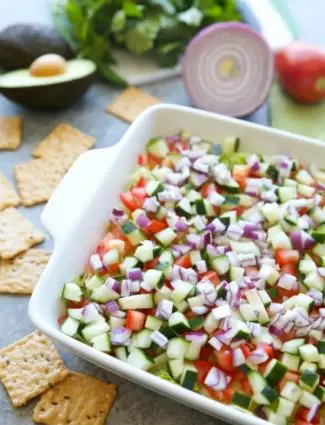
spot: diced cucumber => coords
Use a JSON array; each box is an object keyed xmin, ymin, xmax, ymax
[
  {"xmin": 300, "ymin": 361, "xmax": 318, "ymax": 373},
  {"xmin": 299, "ymin": 344, "xmax": 320, "ymax": 363},
  {"xmin": 262, "ymin": 203, "xmax": 281, "ymax": 224},
  {"xmin": 299, "ymin": 257, "xmax": 317, "ymax": 274},
  {"xmin": 304, "ymin": 271, "xmax": 324, "ymax": 291},
  {"xmin": 295, "ymin": 169, "xmax": 314, "ymax": 185},
  {"xmin": 189, "ymin": 250, "xmax": 201, "ymax": 265},
  {"xmin": 282, "ymin": 338, "xmax": 305, "ymax": 354},
  {"xmin": 185, "ymin": 342, "xmax": 202, "ymax": 361},
  {"xmin": 143, "ymin": 269, "xmax": 164, "ymax": 289},
  {"xmin": 230, "ymin": 240, "xmax": 260, "ymax": 256},
  {"xmin": 155, "ymin": 228, "xmax": 177, "ymax": 247},
  {"xmin": 145, "ymin": 315, "xmax": 163, "ymax": 331},
  {"xmin": 119, "ymin": 294, "xmax": 154, "ymax": 310},
  {"xmin": 298, "ymin": 184, "xmax": 315, "ymax": 198},
  {"xmin": 91, "ymin": 333, "xmax": 111, "ymax": 352},
  {"xmin": 299, "ymin": 368, "xmax": 320, "ymax": 392},
  {"xmin": 188, "ymin": 316, "xmax": 205, "ymax": 331},
  {"xmin": 281, "ymin": 353, "xmax": 300, "ymax": 372},
  {"xmin": 91, "ymin": 285, "xmax": 119, "ymax": 303},
  {"xmin": 264, "ymin": 409, "xmax": 287, "ymax": 425},
  {"xmin": 203, "ymin": 311, "xmax": 219, "ymax": 334},
  {"xmin": 299, "ymin": 390, "xmax": 321, "ymax": 409},
  {"xmin": 136, "ymin": 329, "xmax": 153, "ymax": 349},
  {"xmin": 248, "ymin": 371, "xmax": 267, "ymax": 394},
  {"xmin": 222, "ymin": 136, "xmax": 240, "ymax": 154},
  {"xmin": 146, "ymin": 181, "xmax": 164, "ymax": 196},
  {"xmin": 318, "ymin": 340, "xmax": 325, "ymax": 354},
  {"xmin": 271, "ymin": 231, "xmax": 292, "ymax": 250},
  {"xmin": 232, "ymin": 319, "xmax": 251, "ymax": 340},
  {"xmin": 168, "ymin": 359, "xmax": 184, "ymax": 380},
  {"xmin": 103, "ymin": 248, "xmax": 119, "ymax": 267},
  {"xmin": 135, "ymin": 244, "xmax": 154, "ymax": 262},
  {"xmin": 115, "ymin": 346, "xmax": 128, "ymax": 361},
  {"xmin": 277, "ymin": 187, "xmax": 297, "ymax": 203},
  {"xmin": 311, "ymin": 224, "xmax": 325, "ymax": 243},
  {"xmin": 259, "ymin": 290, "xmax": 272, "ymax": 307},
  {"xmin": 259, "ymin": 264, "xmax": 280, "ymax": 286},
  {"xmin": 167, "ymin": 337, "xmax": 189, "ymax": 359},
  {"xmin": 264, "ymin": 359, "xmax": 287, "ymax": 387},
  {"xmin": 147, "ymin": 137, "xmax": 169, "ymax": 158},
  {"xmin": 61, "ymin": 317, "xmax": 79, "ymax": 337},
  {"xmin": 176, "ymin": 198, "xmax": 193, "ymax": 218},
  {"xmin": 210, "ymin": 255, "xmax": 229, "ymax": 275},
  {"xmin": 280, "ymin": 381, "xmax": 301, "ymax": 403},
  {"xmin": 232, "ymin": 392, "xmax": 253, "ymax": 410},
  {"xmin": 246, "ymin": 289, "xmax": 270, "ymax": 325},
  {"xmin": 180, "ymin": 363, "xmax": 198, "ymax": 390},
  {"xmin": 229, "ymin": 266, "xmax": 245, "ymax": 282},
  {"xmin": 219, "ymin": 211, "xmax": 237, "ymax": 225},
  {"xmin": 220, "ymin": 178, "xmax": 240, "ymax": 194},
  {"xmin": 127, "ymin": 348, "xmax": 154, "ymax": 371},
  {"xmin": 120, "ymin": 256, "xmax": 138, "ymax": 276},
  {"xmin": 275, "ymin": 397, "xmax": 295, "ymax": 417},
  {"xmin": 67, "ymin": 308, "xmax": 83, "ymax": 321},
  {"xmin": 283, "ymin": 293, "xmax": 314, "ymax": 313},
  {"xmin": 62, "ymin": 282, "xmax": 83, "ymax": 302},
  {"xmin": 81, "ymin": 321, "xmax": 110, "ymax": 342},
  {"xmin": 314, "ymin": 385, "xmax": 325, "ymax": 402},
  {"xmin": 255, "ymin": 385, "xmax": 278, "ymax": 405},
  {"xmin": 171, "ymin": 280, "xmax": 193, "ymax": 303},
  {"xmin": 169, "ymin": 312, "xmax": 190, "ymax": 334},
  {"xmin": 239, "ymin": 303, "xmax": 259, "ymax": 322},
  {"xmin": 152, "ymin": 353, "xmax": 169, "ymax": 369},
  {"xmin": 109, "ymin": 316, "xmax": 125, "ymax": 330}
]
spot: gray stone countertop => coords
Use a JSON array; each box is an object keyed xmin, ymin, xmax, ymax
[{"xmin": 0, "ymin": 0, "xmax": 325, "ymax": 424}]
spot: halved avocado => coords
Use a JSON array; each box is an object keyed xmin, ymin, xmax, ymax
[{"xmin": 0, "ymin": 59, "xmax": 96, "ymax": 110}]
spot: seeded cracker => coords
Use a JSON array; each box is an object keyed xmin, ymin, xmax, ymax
[
  {"xmin": 0, "ymin": 207, "xmax": 44, "ymax": 259},
  {"xmin": 33, "ymin": 372, "xmax": 117, "ymax": 425},
  {"xmin": 14, "ymin": 157, "xmax": 68, "ymax": 206},
  {"xmin": 0, "ymin": 249, "xmax": 51, "ymax": 294},
  {"xmin": 0, "ymin": 116, "xmax": 22, "ymax": 150},
  {"xmin": 106, "ymin": 87, "xmax": 161, "ymax": 122},
  {"xmin": 32, "ymin": 123, "xmax": 96, "ymax": 167},
  {"xmin": 0, "ymin": 331, "xmax": 69, "ymax": 407},
  {"xmin": 0, "ymin": 171, "xmax": 21, "ymax": 210}
]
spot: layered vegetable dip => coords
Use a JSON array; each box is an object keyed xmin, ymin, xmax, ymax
[{"xmin": 58, "ymin": 133, "xmax": 325, "ymax": 425}]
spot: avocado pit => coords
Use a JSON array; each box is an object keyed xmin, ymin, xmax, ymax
[{"xmin": 29, "ymin": 54, "xmax": 67, "ymax": 77}]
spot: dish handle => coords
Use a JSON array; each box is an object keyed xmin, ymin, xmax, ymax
[{"xmin": 41, "ymin": 146, "xmax": 118, "ymax": 244}]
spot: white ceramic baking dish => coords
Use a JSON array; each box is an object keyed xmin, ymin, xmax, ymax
[{"xmin": 29, "ymin": 104, "xmax": 325, "ymax": 425}]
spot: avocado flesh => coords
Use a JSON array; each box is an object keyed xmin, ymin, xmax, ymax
[{"xmin": 0, "ymin": 59, "xmax": 96, "ymax": 110}]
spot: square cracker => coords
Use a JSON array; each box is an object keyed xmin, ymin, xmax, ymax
[
  {"xmin": 14, "ymin": 157, "xmax": 67, "ymax": 206},
  {"xmin": 33, "ymin": 123, "xmax": 95, "ymax": 167},
  {"xmin": 0, "ymin": 331, "xmax": 69, "ymax": 407},
  {"xmin": 106, "ymin": 87, "xmax": 161, "ymax": 122},
  {"xmin": 0, "ymin": 249, "xmax": 51, "ymax": 294},
  {"xmin": 0, "ymin": 116, "xmax": 22, "ymax": 150},
  {"xmin": 0, "ymin": 171, "xmax": 21, "ymax": 210},
  {"xmin": 0, "ymin": 207, "xmax": 44, "ymax": 259},
  {"xmin": 33, "ymin": 372, "xmax": 117, "ymax": 425}
]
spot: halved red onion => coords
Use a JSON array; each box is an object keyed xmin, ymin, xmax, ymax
[
  {"xmin": 290, "ymin": 230, "xmax": 315, "ymax": 251},
  {"xmin": 182, "ymin": 23, "xmax": 274, "ymax": 117}
]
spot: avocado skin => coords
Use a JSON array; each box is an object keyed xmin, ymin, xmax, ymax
[
  {"xmin": 0, "ymin": 73, "xmax": 95, "ymax": 110},
  {"xmin": 0, "ymin": 24, "xmax": 74, "ymax": 70}
]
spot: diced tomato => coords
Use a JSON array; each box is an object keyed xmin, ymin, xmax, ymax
[
  {"xmin": 126, "ymin": 310, "xmax": 146, "ymax": 331},
  {"xmin": 214, "ymin": 346, "xmax": 234, "ymax": 373},
  {"xmin": 205, "ymin": 385, "xmax": 234, "ymax": 404},
  {"xmin": 277, "ymin": 287, "xmax": 300, "ymax": 301},
  {"xmin": 195, "ymin": 361, "xmax": 213, "ymax": 383},
  {"xmin": 258, "ymin": 343, "xmax": 274, "ymax": 359},
  {"xmin": 223, "ymin": 386, "xmax": 235, "ymax": 403},
  {"xmin": 258, "ymin": 362, "xmax": 268, "ymax": 375},
  {"xmin": 232, "ymin": 206, "xmax": 246, "ymax": 216},
  {"xmin": 240, "ymin": 343, "xmax": 252, "ymax": 358},
  {"xmin": 309, "ymin": 253, "xmax": 321, "ymax": 266},
  {"xmin": 131, "ymin": 187, "xmax": 147, "ymax": 201},
  {"xmin": 66, "ymin": 298, "xmax": 89, "ymax": 309},
  {"xmin": 120, "ymin": 192, "xmax": 142, "ymax": 211},
  {"xmin": 148, "ymin": 153, "xmax": 162, "ymax": 167},
  {"xmin": 143, "ymin": 258, "xmax": 159, "ymax": 271},
  {"xmin": 147, "ymin": 219, "xmax": 167, "ymax": 234},
  {"xmin": 275, "ymin": 249, "xmax": 300, "ymax": 266},
  {"xmin": 200, "ymin": 271, "xmax": 220, "ymax": 286},
  {"xmin": 135, "ymin": 176, "xmax": 147, "ymax": 188},
  {"xmin": 280, "ymin": 263, "xmax": 297, "ymax": 276},
  {"xmin": 296, "ymin": 407, "xmax": 320, "ymax": 424},
  {"xmin": 106, "ymin": 263, "xmax": 120, "ymax": 275},
  {"xmin": 201, "ymin": 182, "xmax": 217, "ymax": 198},
  {"xmin": 137, "ymin": 154, "xmax": 149, "ymax": 167},
  {"xmin": 295, "ymin": 421, "xmax": 313, "ymax": 425},
  {"xmin": 278, "ymin": 371, "xmax": 300, "ymax": 392},
  {"xmin": 232, "ymin": 165, "xmax": 249, "ymax": 189},
  {"xmin": 241, "ymin": 379, "xmax": 253, "ymax": 396},
  {"xmin": 175, "ymin": 254, "xmax": 192, "ymax": 268},
  {"xmin": 57, "ymin": 313, "xmax": 68, "ymax": 326},
  {"xmin": 199, "ymin": 345, "xmax": 215, "ymax": 362}
]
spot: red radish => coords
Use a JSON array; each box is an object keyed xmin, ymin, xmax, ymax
[{"xmin": 182, "ymin": 22, "xmax": 274, "ymax": 117}]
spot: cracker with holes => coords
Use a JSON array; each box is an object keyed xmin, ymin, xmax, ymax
[
  {"xmin": 14, "ymin": 157, "xmax": 68, "ymax": 206},
  {"xmin": 33, "ymin": 372, "xmax": 117, "ymax": 425},
  {"xmin": 0, "ymin": 249, "xmax": 51, "ymax": 294},
  {"xmin": 106, "ymin": 87, "xmax": 161, "ymax": 122},
  {"xmin": 0, "ymin": 116, "xmax": 22, "ymax": 150},
  {"xmin": 0, "ymin": 331, "xmax": 69, "ymax": 407},
  {"xmin": 0, "ymin": 172, "xmax": 21, "ymax": 210},
  {"xmin": 32, "ymin": 123, "xmax": 95, "ymax": 168},
  {"xmin": 0, "ymin": 207, "xmax": 44, "ymax": 259}
]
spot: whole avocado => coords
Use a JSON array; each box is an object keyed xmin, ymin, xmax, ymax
[{"xmin": 0, "ymin": 23, "xmax": 74, "ymax": 69}]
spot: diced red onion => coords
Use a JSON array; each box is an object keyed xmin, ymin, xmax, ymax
[
  {"xmin": 181, "ymin": 148, "xmax": 208, "ymax": 160},
  {"xmin": 193, "ymin": 159, "xmax": 209, "ymax": 174},
  {"xmin": 247, "ymin": 322, "xmax": 261, "ymax": 337},
  {"xmin": 278, "ymin": 273, "xmax": 297, "ymax": 291},
  {"xmin": 185, "ymin": 331, "xmax": 207, "ymax": 345},
  {"xmin": 316, "ymin": 182, "xmax": 325, "ymax": 191},
  {"xmin": 290, "ymin": 230, "xmax": 315, "ymax": 251},
  {"xmin": 317, "ymin": 267, "xmax": 325, "ymax": 278},
  {"xmin": 112, "ymin": 207, "xmax": 124, "ymax": 217},
  {"xmin": 175, "ymin": 219, "xmax": 188, "ymax": 232},
  {"xmin": 307, "ymin": 403, "xmax": 321, "ymax": 423},
  {"xmin": 111, "ymin": 327, "xmax": 132, "ymax": 345},
  {"xmin": 191, "ymin": 172, "xmax": 208, "ymax": 187},
  {"xmin": 82, "ymin": 303, "xmax": 101, "ymax": 323},
  {"xmin": 121, "ymin": 279, "xmax": 131, "ymax": 297},
  {"xmin": 269, "ymin": 303, "xmax": 285, "ymax": 315},
  {"xmin": 208, "ymin": 336, "xmax": 223, "ymax": 351},
  {"xmin": 233, "ymin": 347, "xmax": 246, "ymax": 367},
  {"xmin": 192, "ymin": 306, "xmax": 209, "ymax": 315},
  {"xmin": 130, "ymin": 280, "xmax": 140, "ymax": 294},
  {"xmin": 196, "ymin": 260, "xmax": 207, "ymax": 273},
  {"xmin": 320, "ymin": 308, "xmax": 325, "ymax": 317},
  {"xmin": 105, "ymin": 300, "xmax": 119, "ymax": 314},
  {"xmin": 206, "ymin": 218, "xmax": 226, "ymax": 233},
  {"xmin": 247, "ymin": 155, "xmax": 261, "ymax": 172},
  {"xmin": 89, "ymin": 254, "xmax": 103, "ymax": 272},
  {"xmin": 171, "ymin": 244, "xmax": 191, "ymax": 258},
  {"xmin": 260, "ymin": 190, "xmax": 277, "ymax": 203},
  {"xmin": 143, "ymin": 197, "xmax": 160, "ymax": 213},
  {"xmin": 204, "ymin": 366, "xmax": 230, "ymax": 391},
  {"xmin": 136, "ymin": 213, "xmax": 150, "ymax": 229},
  {"xmin": 150, "ymin": 330, "xmax": 168, "ymax": 348},
  {"xmin": 187, "ymin": 233, "xmax": 202, "ymax": 249},
  {"xmin": 105, "ymin": 277, "xmax": 120, "ymax": 293},
  {"xmin": 249, "ymin": 348, "xmax": 269, "ymax": 364},
  {"xmin": 216, "ymin": 327, "xmax": 237, "ymax": 345},
  {"xmin": 158, "ymin": 190, "xmax": 182, "ymax": 202},
  {"xmin": 156, "ymin": 299, "xmax": 173, "ymax": 320},
  {"xmin": 202, "ymin": 231, "xmax": 213, "ymax": 247},
  {"xmin": 127, "ymin": 268, "xmax": 143, "ymax": 281},
  {"xmin": 166, "ymin": 172, "xmax": 186, "ymax": 186},
  {"xmin": 227, "ymin": 224, "xmax": 244, "ymax": 241},
  {"xmin": 226, "ymin": 251, "xmax": 240, "ymax": 266},
  {"xmin": 238, "ymin": 253, "xmax": 256, "ymax": 267},
  {"xmin": 269, "ymin": 324, "xmax": 283, "ymax": 337},
  {"xmin": 307, "ymin": 289, "xmax": 323, "ymax": 305},
  {"xmin": 284, "ymin": 321, "xmax": 295, "ymax": 333}
]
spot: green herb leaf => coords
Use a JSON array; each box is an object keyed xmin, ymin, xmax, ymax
[
  {"xmin": 123, "ymin": 1, "xmax": 144, "ymax": 18},
  {"xmin": 125, "ymin": 17, "xmax": 160, "ymax": 55},
  {"xmin": 178, "ymin": 7, "xmax": 203, "ymax": 27},
  {"xmin": 111, "ymin": 10, "xmax": 126, "ymax": 32}
]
